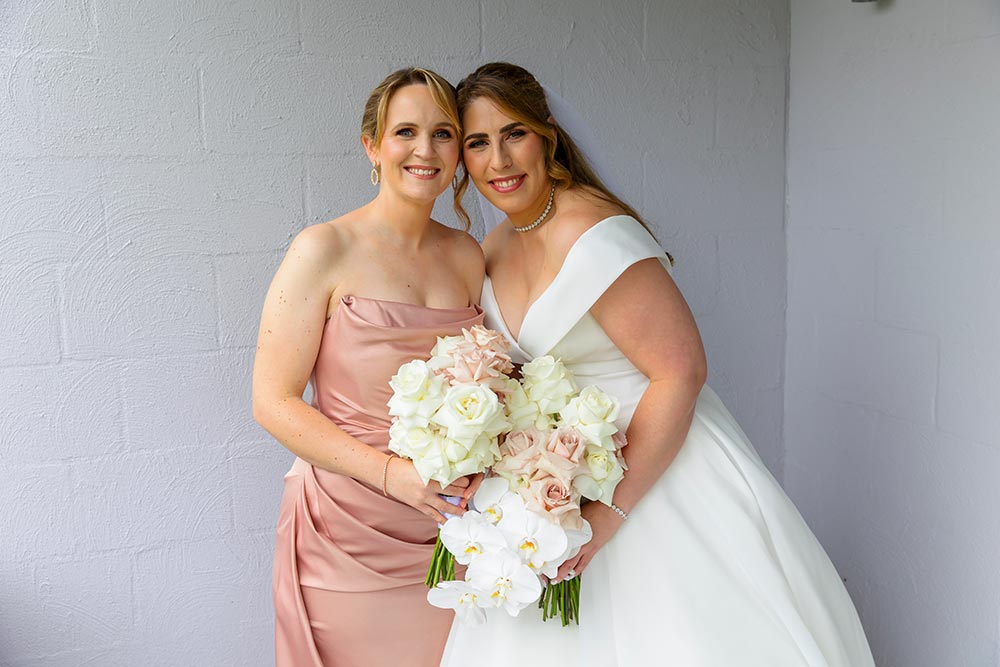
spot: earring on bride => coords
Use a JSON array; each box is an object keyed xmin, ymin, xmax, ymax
[{"xmin": 370, "ymin": 163, "xmax": 380, "ymax": 186}]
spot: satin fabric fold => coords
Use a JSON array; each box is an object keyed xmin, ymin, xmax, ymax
[{"xmin": 273, "ymin": 295, "xmax": 484, "ymax": 667}]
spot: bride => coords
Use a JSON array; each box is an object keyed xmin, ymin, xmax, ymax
[{"xmin": 441, "ymin": 62, "xmax": 875, "ymax": 666}]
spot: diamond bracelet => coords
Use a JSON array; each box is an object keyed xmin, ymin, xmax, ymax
[{"xmin": 610, "ymin": 503, "xmax": 629, "ymax": 521}]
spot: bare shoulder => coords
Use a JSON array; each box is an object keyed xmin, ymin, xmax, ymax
[
  {"xmin": 481, "ymin": 224, "xmax": 512, "ymax": 263},
  {"xmin": 286, "ymin": 218, "xmax": 350, "ymax": 267},
  {"xmin": 434, "ymin": 222, "xmax": 486, "ymax": 291},
  {"xmin": 547, "ymin": 186, "xmax": 628, "ymax": 256},
  {"xmin": 442, "ymin": 221, "xmax": 483, "ymax": 251},
  {"xmin": 481, "ymin": 224, "xmax": 503, "ymax": 249},
  {"xmin": 281, "ymin": 213, "xmax": 367, "ymax": 291}
]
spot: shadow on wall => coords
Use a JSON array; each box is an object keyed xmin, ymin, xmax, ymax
[{"xmin": 851, "ymin": 0, "xmax": 895, "ymax": 9}]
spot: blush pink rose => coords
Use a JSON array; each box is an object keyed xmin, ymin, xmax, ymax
[
  {"xmin": 547, "ymin": 427, "xmax": 588, "ymax": 464},
  {"xmin": 534, "ymin": 427, "xmax": 586, "ymax": 484},
  {"xmin": 501, "ymin": 428, "xmax": 546, "ymax": 456},
  {"xmin": 493, "ymin": 429, "xmax": 544, "ymax": 484},
  {"xmin": 525, "ymin": 475, "xmax": 582, "ymax": 530},
  {"xmin": 442, "ymin": 337, "xmax": 513, "ymax": 390},
  {"xmin": 464, "ymin": 326, "xmax": 512, "ymax": 361}
]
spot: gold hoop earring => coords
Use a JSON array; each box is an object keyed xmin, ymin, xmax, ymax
[{"xmin": 370, "ymin": 164, "xmax": 380, "ymax": 186}]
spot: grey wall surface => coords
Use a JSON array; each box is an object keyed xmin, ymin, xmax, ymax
[
  {"xmin": 785, "ymin": 2, "xmax": 1000, "ymax": 665},
  {"xmin": 0, "ymin": 1, "xmax": 788, "ymax": 664}
]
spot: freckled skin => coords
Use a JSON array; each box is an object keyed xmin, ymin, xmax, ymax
[{"xmin": 252, "ymin": 83, "xmax": 487, "ymax": 525}]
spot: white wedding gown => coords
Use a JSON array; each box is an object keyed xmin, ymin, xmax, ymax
[{"xmin": 441, "ymin": 216, "xmax": 874, "ymax": 666}]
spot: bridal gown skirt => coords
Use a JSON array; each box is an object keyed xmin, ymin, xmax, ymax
[
  {"xmin": 445, "ymin": 216, "xmax": 874, "ymax": 666},
  {"xmin": 443, "ymin": 386, "xmax": 874, "ymax": 667}
]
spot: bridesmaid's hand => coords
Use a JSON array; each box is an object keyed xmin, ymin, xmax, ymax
[
  {"xmin": 554, "ymin": 502, "xmax": 625, "ymax": 582},
  {"xmin": 384, "ymin": 458, "xmax": 470, "ymax": 524}
]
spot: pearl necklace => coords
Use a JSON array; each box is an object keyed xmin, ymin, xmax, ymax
[{"xmin": 511, "ymin": 184, "xmax": 556, "ymax": 233}]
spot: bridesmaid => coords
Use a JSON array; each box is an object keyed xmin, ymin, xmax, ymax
[{"xmin": 252, "ymin": 68, "xmax": 485, "ymax": 667}]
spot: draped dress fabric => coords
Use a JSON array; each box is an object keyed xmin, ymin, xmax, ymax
[
  {"xmin": 273, "ymin": 295, "xmax": 484, "ymax": 667},
  {"xmin": 442, "ymin": 217, "xmax": 875, "ymax": 666}
]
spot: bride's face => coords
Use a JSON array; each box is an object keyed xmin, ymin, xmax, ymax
[
  {"xmin": 462, "ymin": 97, "xmax": 550, "ymax": 218},
  {"xmin": 364, "ymin": 84, "xmax": 460, "ymax": 204}
]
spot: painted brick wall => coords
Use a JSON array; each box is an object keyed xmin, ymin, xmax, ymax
[
  {"xmin": 785, "ymin": 2, "xmax": 1000, "ymax": 665},
  {"xmin": 0, "ymin": 1, "xmax": 788, "ymax": 663}
]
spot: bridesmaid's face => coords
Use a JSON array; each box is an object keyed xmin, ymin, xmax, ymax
[
  {"xmin": 462, "ymin": 97, "xmax": 549, "ymax": 218},
  {"xmin": 365, "ymin": 84, "xmax": 460, "ymax": 204}
]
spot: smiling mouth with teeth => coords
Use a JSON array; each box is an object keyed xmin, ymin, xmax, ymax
[
  {"xmin": 489, "ymin": 174, "xmax": 526, "ymax": 192},
  {"xmin": 405, "ymin": 167, "xmax": 439, "ymax": 176}
]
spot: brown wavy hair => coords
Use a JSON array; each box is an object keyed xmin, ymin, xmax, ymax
[
  {"xmin": 455, "ymin": 62, "xmax": 657, "ymax": 241},
  {"xmin": 361, "ymin": 67, "xmax": 470, "ymax": 230}
]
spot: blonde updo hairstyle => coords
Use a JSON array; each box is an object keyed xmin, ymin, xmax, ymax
[{"xmin": 361, "ymin": 67, "xmax": 470, "ymax": 229}]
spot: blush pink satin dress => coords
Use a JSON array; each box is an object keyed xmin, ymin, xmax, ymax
[{"xmin": 273, "ymin": 295, "xmax": 484, "ymax": 667}]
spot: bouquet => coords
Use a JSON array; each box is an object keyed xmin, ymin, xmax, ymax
[
  {"xmin": 428, "ymin": 356, "xmax": 628, "ymax": 625},
  {"xmin": 386, "ymin": 325, "xmax": 514, "ymax": 586}
]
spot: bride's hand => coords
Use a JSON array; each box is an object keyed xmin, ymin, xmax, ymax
[
  {"xmin": 384, "ymin": 458, "xmax": 472, "ymax": 524},
  {"xmin": 458, "ymin": 472, "xmax": 485, "ymax": 509},
  {"xmin": 554, "ymin": 502, "xmax": 625, "ymax": 582}
]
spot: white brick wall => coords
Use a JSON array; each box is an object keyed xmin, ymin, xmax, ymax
[
  {"xmin": 786, "ymin": 2, "xmax": 1000, "ymax": 665},
  {"xmin": 1, "ymin": 1, "xmax": 788, "ymax": 663}
]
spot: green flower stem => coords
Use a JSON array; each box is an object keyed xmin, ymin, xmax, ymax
[
  {"xmin": 424, "ymin": 535, "xmax": 455, "ymax": 588},
  {"xmin": 537, "ymin": 577, "xmax": 581, "ymax": 626}
]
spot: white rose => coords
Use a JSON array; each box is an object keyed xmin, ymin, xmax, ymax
[
  {"xmin": 520, "ymin": 356, "xmax": 577, "ymax": 416},
  {"xmin": 388, "ymin": 419, "xmax": 441, "ymax": 459},
  {"xmin": 387, "ymin": 419, "xmax": 414, "ymax": 458},
  {"xmin": 388, "ymin": 423, "xmax": 450, "ymax": 486},
  {"xmin": 431, "ymin": 335, "xmax": 465, "ymax": 358},
  {"xmin": 415, "ymin": 456, "xmax": 455, "ymax": 486},
  {"xmin": 427, "ymin": 335, "xmax": 465, "ymax": 372},
  {"xmin": 431, "ymin": 384, "xmax": 509, "ymax": 444},
  {"xmin": 563, "ymin": 385, "xmax": 620, "ymax": 424},
  {"xmin": 501, "ymin": 377, "xmax": 541, "ymax": 432},
  {"xmin": 572, "ymin": 445, "xmax": 625, "ymax": 505},
  {"xmin": 559, "ymin": 385, "xmax": 621, "ymax": 449},
  {"xmin": 443, "ymin": 445, "xmax": 491, "ymax": 481},
  {"xmin": 388, "ymin": 360, "xmax": 447, "ymax": 421}
]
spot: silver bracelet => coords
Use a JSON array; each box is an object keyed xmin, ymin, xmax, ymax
[{"xmin": 609, "ymin": 503, "xmax": 629, "ymax": 521}]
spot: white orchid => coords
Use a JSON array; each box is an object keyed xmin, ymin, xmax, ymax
[
  {"xmin": 439, "ymin": 511, "xmax": 508, "ymax": 564},
  {"xmin": 472, "ymin": 477, "xmax": 523, "ymax": 526},
  {"xmin": 427, "ymin": 580, "xmax": 489, "ymax": 625},
  {"xmin": 496, "ymin": 502, "xmax": 570, "ymax": 579},
  {"xmin": 466, "ymin": 551, "xmax": 543, "ymax": 617},
  {"xmin": 555, "ymin": 519, "xmax": 594, "ymax": 566}
]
